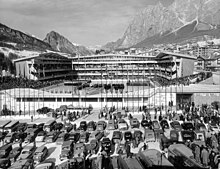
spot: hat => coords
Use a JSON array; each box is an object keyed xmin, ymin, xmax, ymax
[
  {"xmin": 164, "ymin": 148, "xmax": 168, "ymax": 153},
  {"xmin": 212, "ymin": 149, "xmax": 218, "ymax": 153},
  {"xmin": 101, "ymin": 151, "xmax": 107, "ymax": 156}
]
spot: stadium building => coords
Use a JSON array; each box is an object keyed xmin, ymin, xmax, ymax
[{"xmin": 2, "ymin": 51, "xmax": 220, "ymax": 114}]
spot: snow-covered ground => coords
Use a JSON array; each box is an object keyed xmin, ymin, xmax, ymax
[{"xmin": 0, "ymin": 46, "xmax": 42, "ymax": 58}]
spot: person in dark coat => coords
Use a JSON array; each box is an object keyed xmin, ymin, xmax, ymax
[
  {"xmin": 143, "ymin": 143, "xmax": 148, "ymax": 150},
  {"xmin": 142, "ymin": 113, "xmax": 145, "ymax": 121},
  {"xmin": 158, "ymin": 114, "xmax": 162, "ymax": 122},
  {"xmin": 125, "ymin": 142, "xmax": 131, "ymax": 158},
  {"xmin": 209, "ymin": 150, "xmax": 216, "ymax": 169},
  {"xmin": 129, "ymin": 114, "xmax": 133, "ymax": 120}
]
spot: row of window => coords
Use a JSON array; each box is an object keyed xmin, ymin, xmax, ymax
[{"xmin": 15, "ymin": 97, "xmax": 145, "ymax": 102}]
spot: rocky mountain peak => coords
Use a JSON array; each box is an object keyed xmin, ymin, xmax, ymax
[
  {"xmin": 44, "ymin": 31, "xmax": 93, "ymax": 56},
  {"xmin": 103, "ymin": 0, "xmax": 220, "ymax": 50}
]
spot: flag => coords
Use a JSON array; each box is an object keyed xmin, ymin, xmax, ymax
[
  {"xmin": 106, "ymin": 66, "xmax": 108, "ymax": 78},
  {"xmin": 43, "ymin": 64, "xmax": 45, "ymax": 77}
]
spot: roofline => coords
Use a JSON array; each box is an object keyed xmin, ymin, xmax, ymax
[
  {"xmin": 13, "ymin": 52, "xmax": 70, "ymax": 63},
  {"xmin": 156, "ymin": 51, "xmax": 197, "ymax": 60},
  {"xmin": 69, "ymin": 53, "xmax": 156, "ymax": 60},
  {"xmin": 12, "ymin": 55, "xmax": 41, "ymax": 63}
]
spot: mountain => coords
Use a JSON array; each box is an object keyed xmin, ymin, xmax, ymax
[
  {"xmin": 103, "ymin": 0, "xmax": 220, "ymax": 50},
  {"xmin": 0, "ymin": 23, "xmax": 53, "ymax": 51},
  {"xmin": 44, "ymin": 31, "xmax": 94, "ymax": 56}
]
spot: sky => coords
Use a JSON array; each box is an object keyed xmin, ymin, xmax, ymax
[{"xmin": 0, "ymin": 0, "xmax": 173, "ymax": 46}]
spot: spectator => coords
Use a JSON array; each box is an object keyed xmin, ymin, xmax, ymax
[
  {"xmin": 143, "ymin": 143, "xmax": 148, "ymax": 150},
  {"xmin": 194, "ymin": 145, "xmax": 201, "ymax": 163},
  {"xmin": 201, "ymin": 145, "xmax": 209, "ymax": 167},
  {"xmin": 214, "ymin": 153, "xmax": 220, "ymax": 168},
  {"xmin": 209, "ymin": 150, "xmax": 216, "ymax": 169},
  {"xmin": 211, "ymin": 133, "xmax": 218, "ymax": 149},
  {"xmin": 158, "ymin": 114, "xmax": 162, "ymax": 122},
  {"xmin": 163, "ymin": 148, "xmax": 168, "ymax": 159},
  {"xmin": 125, "ymin": 142, "xmax": 131, "ymax": 158}
]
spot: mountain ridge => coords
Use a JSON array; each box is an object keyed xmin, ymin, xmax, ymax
[
  {"xmin": 102, "ymin": 0, "xmax": 220, "ymax": 50},
  {"xmin": 0, "ymin": 23, "xmax": 53, "ymax": 51}
]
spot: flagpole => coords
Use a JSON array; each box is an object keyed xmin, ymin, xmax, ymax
[
  {"xmin": 19, "ymin": 79, "xmax": 21, "ymax": 116},
  {"xmin": 33, "ymin": 84, "xmax": 35, "ymax": 116},
  {"xmin": 175, "ymin": 58, "xmax": 178, "ymax": 112},
  {"xmin": 143, "ymin": 63, "xmax": 145, "ymax": 112},
  {"xmin": 181, "ymin": 63, "xmax": 183, "ymax": 111},
  {"xmin": 14, "ymin": 81, "xmax": 16, "ymax": 115},
  {"xmin": 111, "ymin": 65, "xmax": 113, "ymax": 108},
  {"xmin": 38, "ymin": 81, "xmax": 39, "ymax": 114},
  {"xmin": 29, "ymin": 68, "xmax": 30, "ymax": 116},
  {"xmin": 71, "ymin": 64, "xmax": 74, "ymax": 108},
  {"xmin": 23, "ymin": 67, "xmax": 26, "ymax": 116},
  {"xmin": 148, "ymin": 65, "xmax": 151, "ymax": 113},
  {"xmin": 9, "ymin": 84, "xmax": 11, "ymax": 115},
  {"xmin": 78, "ymin": 54, "xmax": 80, "ymax": 108},
  {"xmin": 153, "ymin": 65, "xmax": 156, "ymax": 109},
  {"xmin": 42, "ymin": 64, "xmax": 45, "ymax": 110},
  {"xmin": 116, "ymin": 65, "xmax": 119, "ymax": 110},
  {"xmin": 84, "ymin": 63, "xmax": 87, "ymax": 110},
  {"xmin": 127, "ymin": 64, "xmax": 129, "ymax": 110},
  {"xmin": 165, "ymin": 66, "xmax": 167, "ymax": 114},
  {"xmin": 170, "ymin": 64, "xmax": 173, "ymax": 113},
  {"xmin": 132, "ymin": 63, "xmax": 134, "ymax": 113},
  {"xmin": 121, "ymin": 64, "xmax": 123, "ymax": 109},
  {"xmin": 138, "ymin": 63, "xmax": 140, "ymax": 113},
  {"xmin": 159, "ymin": 66, "xmax": 161, "ymax": 109},
  {"xmin": 105, "ymin": 64, "xmax": 107, "ymax": 108},
  {"xmin": 101, "ymin": 64, "xmax": 103, "ymax": 110}
]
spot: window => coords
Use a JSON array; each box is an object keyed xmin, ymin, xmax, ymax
[
  {"xmin": 197, "ymin": 61, "xmax": 202, "ymax": 66},
  {"xmin": 217, "ymin": 58, "xmax": 220, "ymax": 64}
]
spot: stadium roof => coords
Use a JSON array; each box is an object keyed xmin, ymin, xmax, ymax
[
  {"xmin": 13, "ymin": 52, "xmax": 70, "ymax": 63},
  {"xmin": 70, "ymin": 53, "xmax": 156, "ymax": 60},
  {"xmin": 156, "ymin": 51, "xmax": 197, "ymax": 60}
]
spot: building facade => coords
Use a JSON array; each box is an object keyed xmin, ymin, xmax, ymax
[
  {"xmin": 13, "ymin": 53, "xmax": 76, "ymax": 81},
  {"xmin": 71, "ymin": 51, "xmax": 196, "ymax": 82}
]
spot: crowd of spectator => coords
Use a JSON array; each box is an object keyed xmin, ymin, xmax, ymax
[
  {"xmin": 154, "ymin": 72, "xmax": 212, "ymax": 87},
  {"xmin": 0, "ymin": 76, "xmax": 63, "ymax": 90}
]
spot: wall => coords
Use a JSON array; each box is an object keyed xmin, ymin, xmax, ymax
[
  {"xmin": 213, "ymin": 72, "xmax": 220, "ymax": 85},
  {"xmin": 193, "ymin": 93, "xmax": 220, "ymax": 105},
  {"xmin": 15, "ymin": 61, "xmax": 29, "ymax": 79},
  {"xmin": 182, "ymin": 58, "xmax": 195, "ymax": 77}
]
